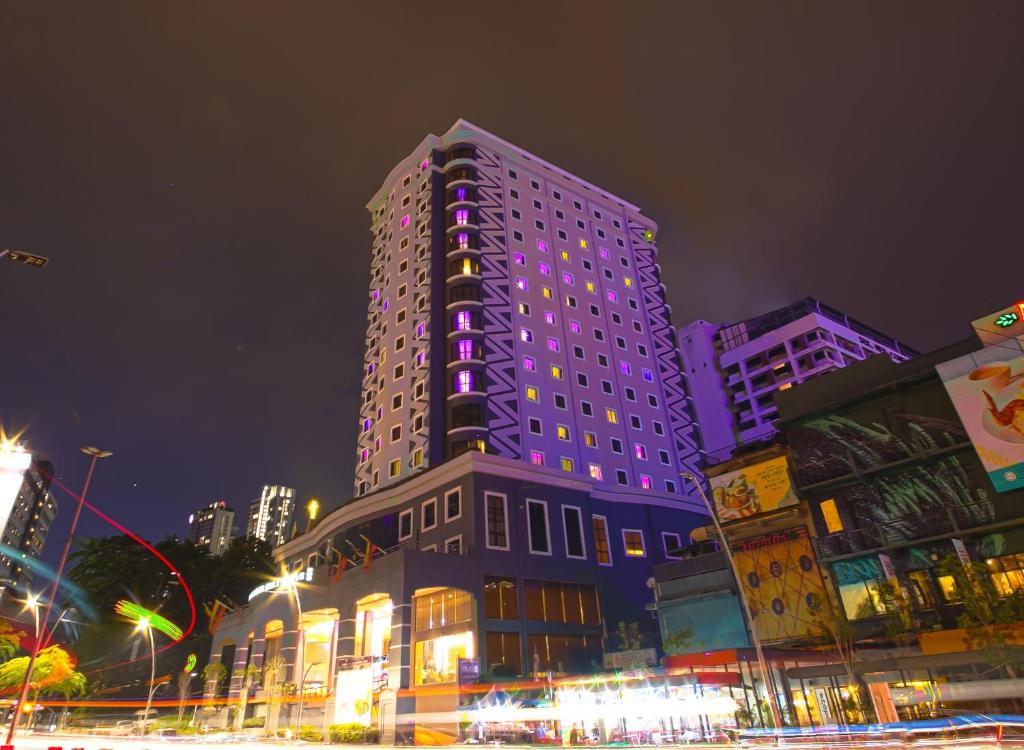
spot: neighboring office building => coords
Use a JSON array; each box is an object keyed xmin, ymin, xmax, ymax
[
  {"xmin": 0, "ymin": 445, "xmax": 58, "ymax": 594},
  {"xmin": 209, "ymin": 122, "xmax": 712, "ymax": 743},
  {"xmin": 678, "ymin": 298, "xmax": 916, "ymax": 464},
  {"xmin": 245, "ymin": 485, "xmax": 295, "ymax": 549},
  {"xmin": 354, "ymin": 119, "xmax": 701, "ymax": 499},
  {"xmin": 188, "ymin": 500, "xmax": 235, "ymax": 556}
]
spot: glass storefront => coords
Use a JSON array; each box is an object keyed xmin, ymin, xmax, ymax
[{"xmin": 415, "ymin": 631, "xmax": 474, "ymax": 685}]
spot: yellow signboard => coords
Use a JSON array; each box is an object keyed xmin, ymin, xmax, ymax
[{"xmin": 710, "ymin": 455, "xmax": 798, "ymax": 521}]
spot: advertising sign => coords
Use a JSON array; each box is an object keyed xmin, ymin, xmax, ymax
[
  {"xmin": 972, "ymin": 302, "xmax": 1024, "ymax": 351},
  {"xmin": 457, "ymin": 657, "xmax": 480, "ymax": 685},
  {"xmin": 334, "ymin": 666, "xmax": 373, "ymax": 727},
  {"xmin": 710, "ymin": 455, "xmax": 798, "ymax": 521},
  {"xmin": 936, "ymin": 347, "xmax": 1024, "ymax": 493},
  {"xmin": 732, "ymin": 527, "xmax": 827, "ymax": 642},
  {"xmin": 951, "ymin": 538, "xmax": 972, "ymax": 566}
]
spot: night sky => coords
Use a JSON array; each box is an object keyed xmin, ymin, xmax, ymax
[{"xmin": 2, "ymin": 3, "xmax": 1022, "ymax": 553}]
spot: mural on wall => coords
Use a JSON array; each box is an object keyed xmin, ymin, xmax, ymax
[{"xmin": 731, "ymin": 527, "xmax": 827, "ymax": 643}]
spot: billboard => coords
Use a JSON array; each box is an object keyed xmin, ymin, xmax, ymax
[
  {"xmin": 732, "ymin": 527, "xmax": 827, "ymax": 643},
  {"xmin": 971, "ymin": 301, "xmax": 1024, "ymax": 351},
  {"xmin": 334, "ymin": 666, "xmax": 374, "ymax": 727},
  {"xmin": 936, "ymin": 346, "xmax": 1024, "ymax": 493},
  {"xmin": 709, "ymin": 455, "xmax": 798, "ymax": 521}
]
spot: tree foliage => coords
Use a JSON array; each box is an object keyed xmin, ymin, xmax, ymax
[
  {"xmin": 0, "ymin": 645, "xmax": 87, "ymax": 699},
  {"xmin": 0, "ymin": 621, "xmax": 25, "ymax": 663}
]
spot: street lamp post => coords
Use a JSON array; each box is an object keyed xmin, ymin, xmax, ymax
[
  {"xmin": 6, "ymin": 445, "xmax": 111, "ymax": 745},
  {"xmin": 136, "ymin": 617, "xmax": 157, "ymax": 737},
  {"xmin": 681, "ymin": 471, "xmax": 784, "ymax": 730},
  {"xmin": 275, "ymin": 570, "xmax": 306, "ymax": 739},
  {"xmin": 18, "ymin": 594, "xmax": 41, "ymax": 730}
]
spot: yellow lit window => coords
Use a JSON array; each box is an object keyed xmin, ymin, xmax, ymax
[
  {"xmin": 380, "ymin": 348, "xmax": 387, "ymax": 363},
  {"xmin": 551, "ymin": 365, "xmax": 563, "ymax": 380},
  {"xmin": 820, "ymin": 498, "xmax": 843, "ymax": 533},
  {"xmin": 473, "ymin": 439, "xmax": 487, "ymax": 453},
  {"xmin": 606, "ymin": 408, "xmax": 618, "ymax": 424},
  {"xmin": 586, "ymin": 281, "xmax": 596, "ymax": 293},
  {"xmin": 584, "ymin": 432, "xmax": 597, "ymax": 448},
  {"xmin": 526, "ymin": 386, "xmax": 539, "ymax": 402},
  {"xmin": 624, "ymin": 276, "xmax": 633, "ymax": 288},
  {"xmin": 778, "ymin": 382, "xmax": 793, "ymax": 391},
  {"xmin": 588, "ymin": 463, "xmax": 602, "ymax": 481},
  {"xmin": 561, "ymin": 250, "xmax": 570, "ymax": 261},
  {"xmin": 561, "ymin": 457, "xmax": 574, "ymax": 472},
  {"xmin": 542, "ymin": 286, "xmax": 553, "ymax": 299},
  {"xmin": 557, "ymin": 425, "xmax": 570, "ymax": 441},
  {"xmin": 389, "ymin": 459, "xmax": 401, "ymax": 478},
  {"xmin": 413, "ymin": 449, "xmax": 423, "ymax": 467},
  {"xmin": 623, "ymin": 530, "xmax": 645, "ymax": 557},
  {"xmin": 462, "ymin": 259, "xmax": 473, "ymax": 275},
  {"xmin": 579, "ymin": 239, "xmax": 588, "ymax": 249}
]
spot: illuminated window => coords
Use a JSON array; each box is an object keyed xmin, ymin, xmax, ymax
[
  {"xmin": 538, "ymin": 262, "xmax": 551, "ymax": 275},
  {"xmin": 588, "ymin": 463, "xmax": 602, "ymax": 481},
  {"xmin": 516, "ymin": 277, "xmax": 528, "ymax": 291},
  {"xmin": 624, "ymin": 276, "xmax": 633, "ymax": 288},
  {"xmin": 641, "ymin": 367, "xmax": 653, "ymax": 382},
  {"xmin": 455, "ymin": 370, "xmax": 474, "ymax": 393},
  {"xmin": 536, "ymin": 239, "xmax": 548, "ymax": 253},
  {"xmin": 639, "ymin": 474, "xmax": 653, "ymax": 490},
  {"xmin": 401, "ymin": 214, "xmax": 410, "ymax": 228},
  {"xmin": 562, "ymin": 272, "xmax": 574, "ymax": 285},
  {"xmin": 526, "ymin": 385, "xmax": 539, "ymax": 402},
  {"xmin": 457, "ymin": 232, "xmax": 469, "ymax": 249},
  {"xmin": 389, "ymin": 459, "xmax": 401, "ymax": 478},
  {"xmin": 518, "ymin": 302, "xmax": 531, "ymax": 315},
  {"xmin": 586, "ymin": 281, "xmax": 596, "ymax": 293},
  {"xmin": 529, "ymin": 451, "xmax": 544, "ymax": 466},
  {"xmin": 557, "ymin": 424, "xmax": 570, "ymax": 441},
  {"xmin": 454, "ymin": 311, "xmax": 472, "ymax": 331},
  {"xmin": 599, "ymin": 247, "xmax": 610, "ymax": 259},
  {"xmin": 560, "ymin": 457, "xmax": 573, "ymax": 472},
  {"xmin": 462, "ymin": 258, "xmax": 475, "ymax": 275},
  {"xmin": 606, "ymin": 408, "xmax": 618, "ymax": 424},
  {"xmin": 547, "ymin": 337, "xmax": 559, "ymax": 352},
  {"xmin": 593, "ymin": 515, "xmax": 612, "ymax": 565},
  {"xmin": 634, "ymin": 444, "xmax": 647, "ymax": 460},
  {"xmin": 513, "ymin": 252, "xmax": 525, "ymax": 265},
  {"xmin": 413, "ymin": 448, "xmax": 423, "ymax": 467},
  {"xmin": 542, "ymin": 286, "xmax": 553, "ymax": 299},
  {"xmin": 523, "ymin": 356, "xmax": 536, "ymax": 371},
  {"xmin": 579, "ymin": 239, "xmax": 588, "ymax": 249},
  {"xmin": 457, "ymin": 339, "xmax": 474, "ymax": 360},
  {"xmin": 561, "ymin": 250, "xmax": 570, "ymax": 261},
  {"xmin": 820, "ymin": 498, "xmax": 843, "ymax": 533},
  {"xmin": 362, "ymin": 417, "xmax": 373, "ymax": 433},
  {"xmin": 608, "ymin": 290, "xmax": 618, "ymax": 303},
  {"xmin": 454, "ymin": 209, "xmax": 470, "ymax": 226},
  {"xmin": 413, "ymin": 622, "xmax": 473, "ymax": 684},
  {"xmin": 584, "ymin": 431, "xmax": 597, "ymax": 448},
  {"xmin": 544, "ymin": 311, "xmax": 555, "ymax": 325},
  {"xmin": 520, "ymin": 328, "xmax": 533, "ymax": 343},
  {"xmin": 620, "ymin": 361, "xmax": 632, "ymax": 376},
  {"xmin": 570, "ymin": 320, "xmax": 582, "ymax": 334},
  {"xmin": 551, "ymin": 365, "xmax": 563, "ymax": 380},
  {"xmin": 622, "ymin": 529, "xmax": 646, "ymax": 557},
  {"xmin": 359, "ymin": 448, "xmax": 369, "ymax": 463}
]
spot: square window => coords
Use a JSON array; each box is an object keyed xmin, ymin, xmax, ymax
[
  {"xmin": 530, "ymin": 179, "xmax": 540, "ymax": 190},
  {"xmin": 576, "ymin": 372, "xmax": 588, "ymax": 386},
  {"xmin": 581, "ymin": 401, "xmax": 593, "ymax": 417},
  {"xmin": 665, "ymin": 479, "xmax": 677, "ymax": 493},
  {"xmin": 557, "ymin": 424, "xmax": 570, "ymax": 441},
  {"xmin": 523, "ymin": 356, "xmax": 536, "ymax": 371},
  {"xmin": 597, "ymin": 353, "xmax": 609, "ymax": 367},
  {"xmin": 389, "ymin": 458, "xmax": 401, "ymax": 477},
  {"xmin": 616, "ymin": 469, "xmax": 628, "ymax": 486},
  {"xmin": 653, "ymin": 420, "xmax": 665, "ymax": 436},
  {"xmin": 394, "ymin": 335, "xmax": 406, "ymax": 352},
  {"xmin": 445, "ymin": 488, "xmax": 462, "ymax": 522},
  {"xmin": 573, "ymin": 345, "xmax": 585, "ymax": 360},
  {"xmin": 530, "ymin": 450, "xmax": 544, "ymax": 466},
  {"xmin": 392, "ymin": 393, "xmax": 403, "ymax": 410},
  {"xmin": 552, "ymin": 190, "xmax": 562, "ymax": 201},
  {"xmin": 648, "ymin": 394, "xmax": 659, "ymax": 408},
  {"xmin": 566, "ymin": 295, "xmax": 577, "ymax": 308},
  {"xmin": 630, "ymin": 415, "xmax": 642, "ymax": 430},
  {"xmin": 639, "ymin": 474, "xmax": 653, "ymax": 490},
  {"xmin": 642, "ymin": 367, "xmax": 654, "ymax": 382},
  {"xmin": 555, "ymin": 209, "xmax": 565, "ymax": 220},
  {"xmin": 508, "ymin": 169, "xmax": 518, "ymax": 180},
  {"xmin": 594, "ymin": 329, "xmax": 605, "ymax": 342},
  {"xmin": 518, "ymin": 302, "xmax": 531, "ymax": 315},
  {"xmin": 601, "ymin": 380, "xmax": 613, "ymax": 395},
  {"xmin": 588, "ymin": 463, "xmax": 602, "ymax": 481},
  {"xmin": 397, "ymin": 309, "xmax": 407, "ymax": 323},
  {"xmin": 534, "ymin": 220, "xmax": 545, "ymax": 231},
  {"xmin": 509, "ymin": 187, "xmax": 519, "ymax": 199},
  {"xmin": 659, "ymin": 449, "xmax": 670, "ymax": 465},
  {"xmin": 536, "ymin": 239, "xmax": 548, "ymax": 253},
  {"xmin": 589, "ymin": 304, "xmax": 600, "ymax": 317},
  {"xmin": 550, "ymin": 365, "xmax": 563, "ymax": 380},
  {"xmin": 611, "ymin": 438, "xmax": 623, "ymax": 454},
  {"xmin": 554, "ymin": 393, "xmax": 567, "ymax": 409},
  {"xmin": 445, "ymin": 535, "xmax": 463, "ymax": 555},
  {"xmin": 520, "ymin": 328, "xmax": 533, "ymax": 343},
  {"xmin": 625, "ymin": 387, "xmax": 636, "ymax": 402},
  {"xmin": 393, "ymin": 363, "xmax": 405, "ymax": 380},
  {"xmin": 628, "ymin": 299, "xmax": 639, "ymax": 311},
  {"xmin": 584, "ymin": 431, "xmax": 597, "ymax": 448},
  {"xmin": 542, "ymin": 286, "xmax": 553, "ymax": 299},
  {"xmin": 570, "ymin": 320, "xmax": 582, "ymax": 334},
  {"xmin": 615, "ymin": 336, "xmax": 626, "ymax": 350},
  {"xmin": 560, "ymin": 456, "xmax": 573, "ymax": 472},
  {"xmin": 528, "ymin": 418, "xmax": 542, "ymax": 435},
  {"xmin": 516, "ymin": 276, "xmax": 528, "ymax": 291},
  {"xmin": 532, "ymin": 199, "xmax": 542, "ymax": 210},
  {"xmin": 606, "ymin": 408, "xmax": 618, "ymax": 424},
  {"xmin": 513, "ymin": 252, "xmax": 526, "ymax": 265},
  {"xmin": 513, "ymin": 230, "xmax": 523, "ymax": 242},
  {"xmin": 623, "ymin": 530, "xmax": 645, "ymax": 556},
  {"xmin": 638, "ymin": 344, "xmax": 648, "ymax": 357},
  {"xmin": 526, "ymin": 385, "xmax": 539, "ymax": 401},
  {"xmin": 547, "ymin": 337, "xmax": 559, "ymax": 352},
  {"xmin": 634, "ymin": 443, "xmax": 647, "ymax": 460},
  {"xmin": 511, "ymin": 208, "xmax": 522, "ymax": 220}
]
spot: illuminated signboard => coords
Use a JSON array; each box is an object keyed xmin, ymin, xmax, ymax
[
  {"xmin": 247, "ymin": 567, "xmax": 313, "ymax": 601},
  {"xmin": 972, "ymin": 301, "xmax": 1024, "ymax": 352},
  {"xmin": 709, "ymin": 455, "xmax": 799, "ymax": 522},
  {"xmin": 0, "ymin": 448, "xmax": 32, "ymax": 534}
]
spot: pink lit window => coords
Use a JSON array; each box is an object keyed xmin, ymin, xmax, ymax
[
  {"xmin": 375, "ymin": 437, "xmax": 382, "ymax": 450},
  {"xmin": 634, "ymin": 444, "xmax": 647, "ymax": 460},
  {"xmin": 640, "ymin": 474, "xmax": 653, "ymax": 490},
  {"xmin": 362, "ymin": 418, "xmax": 373, "ymax": 433},
  {"xmin": 457, "ymin": 233, "xmax": 469, "ymax": 249},
  {"xmin": 536, "ymin": 240, "xmax": 548, "ymax": 253},
  {"xmin": 455, "ymin": 370, "xmax": 474, "ymax": 393},
  {"xmin": 538, "ymin": 262, "xmax": 551, "ymax": 276},
  {"xmin": 570, "ymin": 320, "xmax": 582, "ymax": 334},
  {"xmin": 620, "ymin": 361, "xmax": 632, "ymax": 375},
  {"xmin": 516, "ymin": 277, "xmax": 528, "ymax": 291},
  {"xmin": 544, "ymin": 311, "xmax": 555, "ymax": 325},
  {"xmin": 607, "ymin": 290, "xmax": 618, "ymax": 303},
  {"xmin": 360, "ymin": 448, "xmax": 369, "ymax": 463},
  {"xmin": 420, "ymin": 158, "xmax": 429, "ymax": 170},
  {"xmin": 523, "ymin": 356, "xmax": 536, "ymax": 372},
  {"xmin": 588, "ymin": 463, "xmax": 603, "ymax": 481},
  {"xmin": 520, "ymin": 328, "xmax": 533, "ymax": 343},
  {"xmin": 457, "ymin": 339, "xmax": 474, "ymax": 359},
  {"xmin": 562, "ymin": 272, "xmax": 574, "ymax": 285},
  {"xmin": 454, "ymin": 311, "xmax": 472, "ymax": 331},
  {"xmin": 547, "ymin": 337, "xmax": 559, "ymax": 352},
  {"xmin": 514, "ymin": 252, "xmax": 526, "ymax": 265},
  {"xmin": 401, "ymin": 214, "xmax": 410, "ymax": 228},
  {"xmin": 600, "ymin": 248, "xmax": 610, "ymax": 259},
  {"xmin": 455, "ymin": 209, "xmax": 470, "ymax": 226},
  {"xmin": 530, "ymin": 451, "xmax": 544, "ymax": 466}
]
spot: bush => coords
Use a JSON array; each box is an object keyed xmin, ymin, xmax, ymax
[
  {"xmin": 298, "ymin": 724, "xmax": 323, "ymax": 742},
  {"xmin": 242, "ymin": 717, "xmax": 266, "ymax": 728},
  {"xmin": 329, "ymin": 723, "xmax": 376, "ymax": 743}
]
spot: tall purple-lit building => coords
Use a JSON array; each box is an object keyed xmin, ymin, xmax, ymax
[{"xmin": 356, "ymin": 120, "xmax": 701, "ymax": 498}]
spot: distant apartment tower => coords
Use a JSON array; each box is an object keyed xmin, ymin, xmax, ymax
[
  {"xmin": 354, "ymin": 119, "xmax": 701, "ymax": 497},
  {"xmin": 246, "ymin": 485, "xmax": 295, "ymax": 548},
  {"xmin": 188, "ymin": 501, "xmax": 235, "ymax": 556},
  {"xmin": 679, "ymin": 297, "xmax": 916, "ymax": 462},
  {"xmin": 0, "ymin": 446, "xmax": 58, "ymax": 592}
]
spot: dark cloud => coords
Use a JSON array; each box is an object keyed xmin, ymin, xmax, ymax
[{"xmin": 1, "ymin": 1, "xmax": 1021, "ymax": 549}]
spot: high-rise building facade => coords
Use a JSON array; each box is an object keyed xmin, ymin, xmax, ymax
[
  {"xmin": 355, "ymin": 120, "xmax": 700, "ymax": 497},
  {"xmin": 245, "ymin": 485, "xmax": 295, "ymax": 548},
  {"xmin": 0, "ymin": 445, "xmax": 58, "ymax": 592},
  {"xmin": 679, "ymin": 297, "xmax": 917, "ymax": 462},
  {"xmin": 188, "ymin": 500, "xmax": 235, "ymax": 556}
]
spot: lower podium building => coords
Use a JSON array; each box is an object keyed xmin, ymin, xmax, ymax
[{"xmin": 206, "ymin": 450, "xmax": 705, "ymax": 743}]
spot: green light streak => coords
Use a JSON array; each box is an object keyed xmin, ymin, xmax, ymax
[
  {"xmin": 184, "ymin": 653, "xmax": 197, "ymax": 672},
  {"xmin": 114, "ymin": 600, "xmax": 183, "ymax": 641}
]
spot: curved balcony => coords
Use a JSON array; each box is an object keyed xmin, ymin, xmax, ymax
[{"xmin": 444, "ymin": 167, "xmax": 477, "ymax": 186}]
